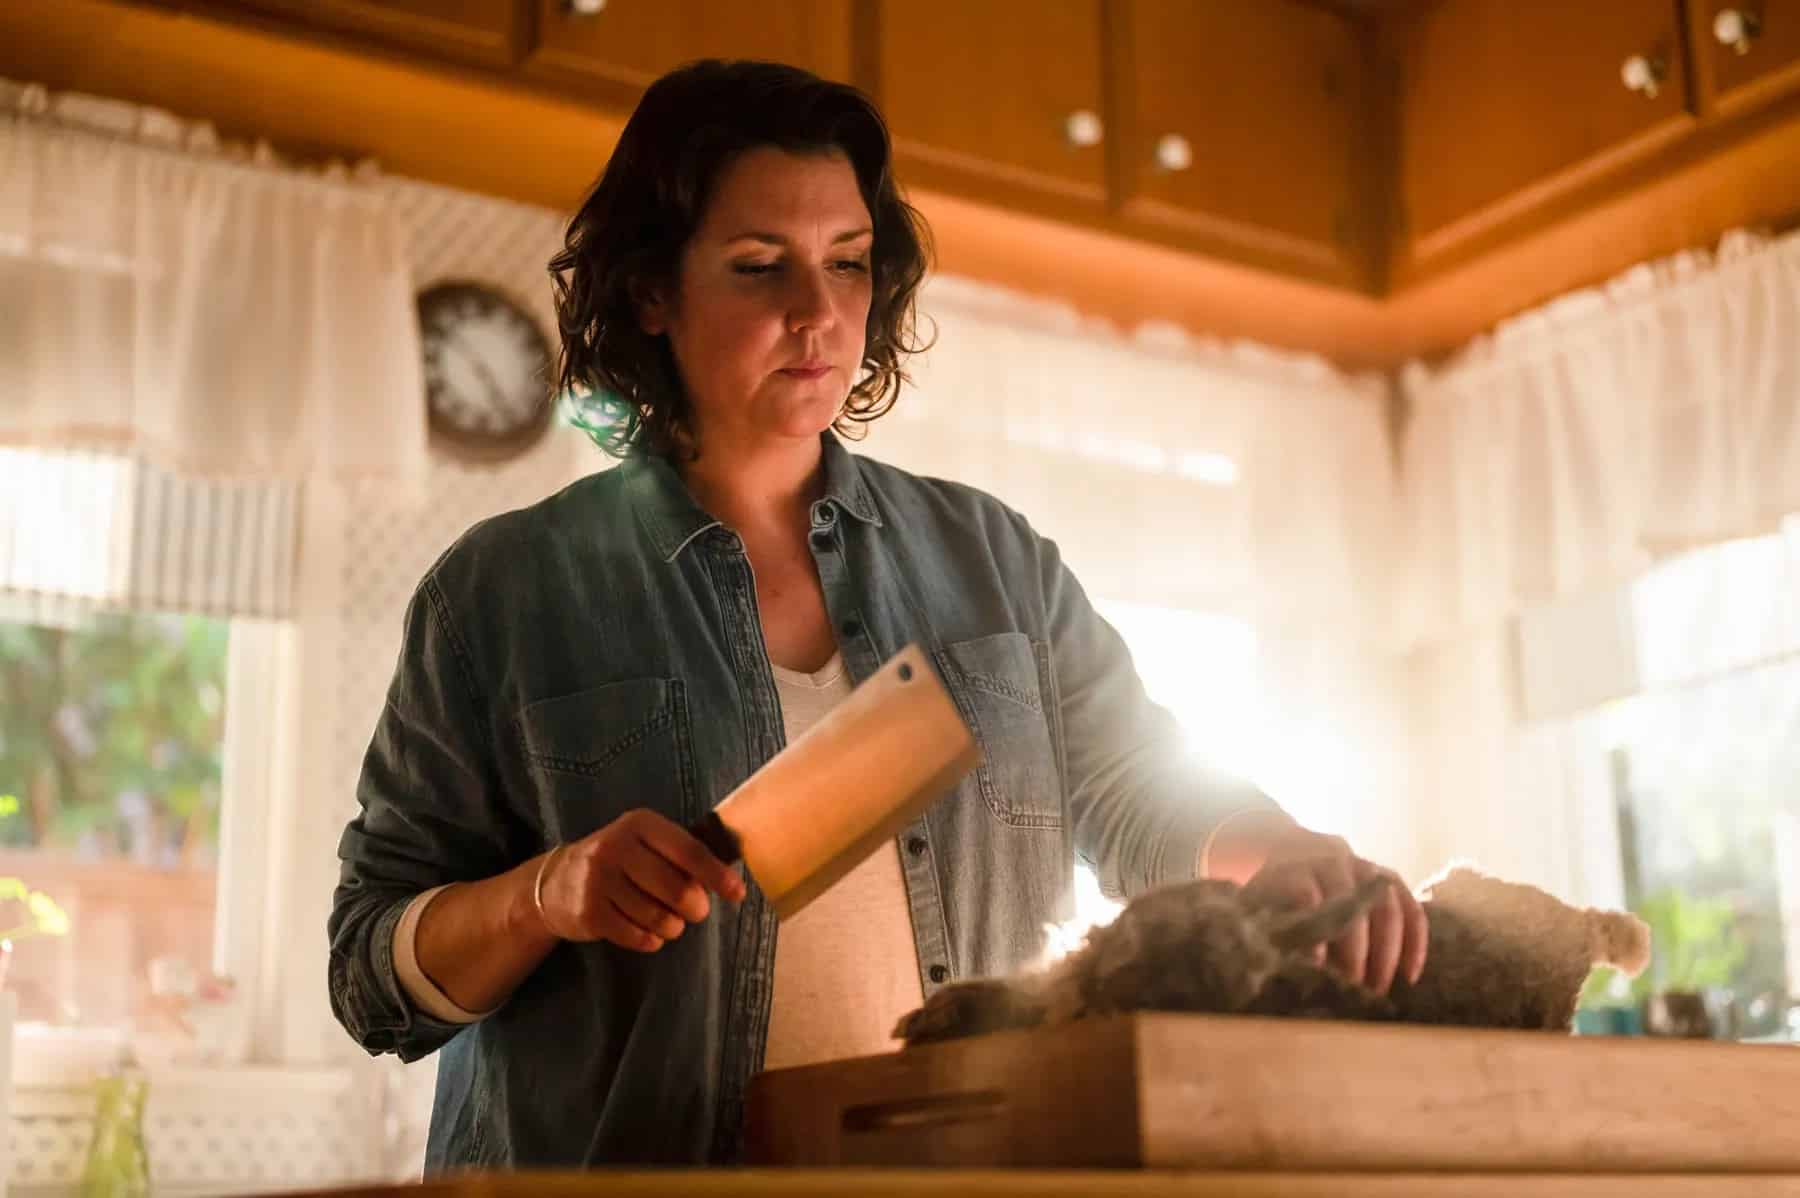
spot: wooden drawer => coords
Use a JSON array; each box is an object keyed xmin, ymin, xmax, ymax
[
  {"xmin": 193, "ymin": 0, "xmax": 527, "ymax": 68},
  {"xmin": 1397, "ymin": 0, "xmax": 1695, "ymax": 272},
  {"xmin": 866, "ymin": 0, "xmax": 1108, "ymax": 216},
  {"xmin": 747, "ymin": 1013, "xmax": 1800, "ymax": 1171},
  {"xmin": 1692, "ymin": 0, "xmax": 1800, "ymax": 116},
  {"xmin": 524, "ymin": 0, "xmax": 852, "ymax": 108},
  {"xmin": 1110, "ymin": 0, "xmax": 1378, "ymax": 288}
]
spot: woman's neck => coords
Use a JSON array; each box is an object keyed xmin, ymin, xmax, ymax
[{"xmin": 678, "ymin": 429, "xmax": 825, "ymax": 541}]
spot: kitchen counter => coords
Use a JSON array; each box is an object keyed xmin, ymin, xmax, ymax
[{"xmin": 296, "ymin": 1169, "xmax": 1800, "ymax": 1197}]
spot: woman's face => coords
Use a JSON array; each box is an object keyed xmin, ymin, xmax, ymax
[{"xmin": 640, "ymin": 147, "xmax": 874, "ymax": 454}]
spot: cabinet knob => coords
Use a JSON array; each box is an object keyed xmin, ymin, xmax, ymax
[
  {"xmin": 1619, "ymin": 53, "xmax": 1666, "ymax": 98},
  {"xmin": 566, "ymin": 0, "xmax": 606, "ymax": 14},
  {"xmin": 1713, "ymin": 7, "xmax": 1761, "ymax": 54},
  {"xmin": 1154, "ymin": 133, "xmax": 1193, "ymax": 173},
  {"xmin": 1063, "ymin": 110, "xmax": 1104, "ymax": 149}
]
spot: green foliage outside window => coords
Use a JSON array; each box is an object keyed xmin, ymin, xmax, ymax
[
  {"xmin": 1582, "ymin": 887, "xmax": 1752, "ymax": 1008},
  {"xmin": 0, "ymin": 613, "xmax": 227, "ymax": 865}
]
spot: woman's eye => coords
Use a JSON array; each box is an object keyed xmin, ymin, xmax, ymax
[{"xmin": 733, "ymin": 260, "xmax": 866, "ymax": 278}]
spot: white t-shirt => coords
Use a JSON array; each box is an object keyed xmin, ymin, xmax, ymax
[{"xmin": 760, "ymin": 653, "xmax": 924, "ymax": 1069}]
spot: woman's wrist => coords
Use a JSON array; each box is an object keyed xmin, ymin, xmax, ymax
[
  {"xmin": 506, "ymin": 850, "xmax": 565, "ymax": 948},
  {"xmin": 1201, "ymin": 807, "xmax": 1301, "ymax": 884}
]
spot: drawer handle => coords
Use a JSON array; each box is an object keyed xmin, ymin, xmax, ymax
[
  {"xmin": 1620, "ymin": 53, "xmax": 1666, "ymax": 99},
  {"xmin": 1064, "ymin": 109, "xmax": 1104, "ymax": 149},
  {"xmin": 841, "ymin": 1089, "xmax": 1007, "ymax": 1133},
  {"xmin": 1154, "ymin": 132, "xmax": 1194, "ymax": 172},
  {"xmin": 1714, "ymin": 7, "xmax": 1761, "ymax": 55},
  {"xmin": 566, "ymin": 0, "xmax": 606, "ymax": 14}
]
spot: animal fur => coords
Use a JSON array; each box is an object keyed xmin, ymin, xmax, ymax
[{"xmin": 894, "ymin": 866, "xmax": 1650, "ymax": 1047}]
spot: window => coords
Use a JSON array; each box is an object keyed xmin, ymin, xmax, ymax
[
  {"xmin": 1594, "ymin": 660, "xmax": 1799, "ymax": 1023},
  {"xmin": 0, "ymin": 609, "xmax": 229, "ymax": 1029},
  {"xmin": 1547, "ymin": 520, "xmax": 1800, "ymax": 1037},
  {"xmin": 0, "ymin": 446, "xmax": 299, "ymax": 1060}
]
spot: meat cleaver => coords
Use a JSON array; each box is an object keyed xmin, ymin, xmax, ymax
[{"xmin": 688, "ymin": 643, "xmax": 980, "ymax": 920}]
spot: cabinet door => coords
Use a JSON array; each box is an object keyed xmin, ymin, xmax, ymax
[
  {"xmin": 526, "ymin": 0, "xmax": 852, "ymax": 107},
  {"xmin": 1112, "ymin": 0, "xmax": 1378, "ymax": 290},
  {"xmin": 203, "ymin": 1, "xmax": 525, "ymax": 68},
  {"xmin": 868, "ymin": 0, "xmax": 1107, "ymax": 214},
  {"xmin": 1398, "ymin": 0, "xmax": 1693, "ymax": 269},
  {"xmin": 1691, "ymin": 0, "xmax": 1800, "ymax": 115}
]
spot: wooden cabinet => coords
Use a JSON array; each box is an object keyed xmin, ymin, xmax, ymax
[
  {"xmin": 1397, "ymin": 1, "xmax": 1694, "ymax": 272},
  {"xmin": 864, "ymin": 0, "xmax": 1108, "ymax": 216},
  {"xmin": 1691, "ymin": 0, "xmax": 1800, "ymax": 115},
  {"xmin": 525, "ymin": 0, "xmax": 852, "ymax": 107},
  {"xmin": 56, "ymin": 0, "xmax": 1800, "ymax": 362},
  {"xmin": 1109, "ymin": 0, "xmax": 1379, "ymax": 289},
  {"xmin": 201, "ymin": 0, "xmax": 526, "ymax": 67}
]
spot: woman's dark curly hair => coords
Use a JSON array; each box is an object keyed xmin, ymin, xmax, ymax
[{"xmin": 549, "ymin": 59, "xmax": 933, "ymax": 459}]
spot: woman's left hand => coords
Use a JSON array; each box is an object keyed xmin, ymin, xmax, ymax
[{"xmin": 1214, "ymin": 816, "xmax": 1428, "ymax": 993}]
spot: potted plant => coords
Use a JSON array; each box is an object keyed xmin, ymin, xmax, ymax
[
  {"xmin": 1582, "ymin": 888, "xmax": 1747, "ymax": 1037},
  {"xmin": 0, "ymin": 792, "xmax": 72, "ymax": 988}
]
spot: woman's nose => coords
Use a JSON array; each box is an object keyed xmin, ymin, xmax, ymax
[{"xmin": 786, "ymin": 267, "xmax": 835, "ymax": 334}]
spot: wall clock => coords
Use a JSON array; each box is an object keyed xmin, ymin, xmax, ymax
[{"xmin": 417, "ymin": 280, "xmax": 555, "ymax": 461}]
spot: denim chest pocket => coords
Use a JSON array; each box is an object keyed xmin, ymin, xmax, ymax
[
  {"xmin": 936, "ymin": 632, "xmax": 1063, "ymax": 829},
  {"xmin": 513, "ymin": 677, "xmax": 697, "ymax": 843}
]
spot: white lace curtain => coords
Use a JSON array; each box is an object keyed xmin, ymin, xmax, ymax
[
  {"xmin": 1397, "ymin": 229, "xmax": 1800, "ymax": 894},
  {"xmin": 1398, "ymin": 228, "xmax": 1800, "ymax": 647},
  {"xmin": 866, "ymin": 276, "xmax": 1399, "ymax": 633},
  {"xmin": 0, "ymin": 78, "xmax": 425, "ymax": 484}
]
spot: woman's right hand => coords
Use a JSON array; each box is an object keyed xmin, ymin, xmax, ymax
[{"xmin": 534, "ymin": 809, "xmax": 747, "ymax": 951}]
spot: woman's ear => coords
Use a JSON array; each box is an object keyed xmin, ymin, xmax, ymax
[{"xmin": 632, "ymin": 276, "xmax": 671, "ymax": 336}]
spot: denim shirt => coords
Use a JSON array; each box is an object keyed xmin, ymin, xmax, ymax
[{"xmin": 328, "ymin": 434, "xmax": 1274, "ymax": 1169}]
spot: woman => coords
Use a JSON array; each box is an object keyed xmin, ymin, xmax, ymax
[{"xmin": 328, "ymin": 59, "xmax": 1427, "ymax": 1170}]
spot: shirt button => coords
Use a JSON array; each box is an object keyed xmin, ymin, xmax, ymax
[
  {"xmin": 906, "ymin": 836, "xmax": 927, "ymax": 857},
  {"xmin": 840, "ymin": 618, "xmax": 862, "ymax": 638},
  {"xmin": 929, "ymin": 964, "xmax": 949, "ymax": 984}
]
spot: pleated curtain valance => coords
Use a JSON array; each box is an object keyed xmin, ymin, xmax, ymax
[
  {"xmin": 1398, "ymin": 227, "xmax": 1800, "ymax": 647},
  {"xmin": 0, "ymin": 78, "xmax": 427, "ymax": 487},
  {"xmin": 0, "ymin": 446, "xmax": 299, "ymax": 622}
]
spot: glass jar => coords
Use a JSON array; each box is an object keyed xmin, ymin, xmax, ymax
[{"xmin": 80, "ymin": 1071, "xmax": 151, "ymax": 1198}]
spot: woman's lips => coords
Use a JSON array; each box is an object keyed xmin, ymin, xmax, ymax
[{"xmin": 778, "ymin": 365, "xmax": 831, "ymax": 380}]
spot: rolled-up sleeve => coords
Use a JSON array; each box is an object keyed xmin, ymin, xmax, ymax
[
  {"xmin": 1037, "ymin": 532, "xmax": 1281, "ymax": 900},
  {"xmin": 327, "ymin": 574, "xmax": 529, "ymax": 1062}
]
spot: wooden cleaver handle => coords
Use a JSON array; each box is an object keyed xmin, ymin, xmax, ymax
[{"xmin": 687, "ymin": 809, "xmax": 743, "ymax": 866}]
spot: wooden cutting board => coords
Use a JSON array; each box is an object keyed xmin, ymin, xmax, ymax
[{"xmin": 745, "ymin": 1013, "xmax": 1800, "ymax": 1172}]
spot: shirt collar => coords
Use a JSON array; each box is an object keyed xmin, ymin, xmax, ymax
[{"xmin": 626, "ymin": 433, "xmax": 883, "ymax": 563}]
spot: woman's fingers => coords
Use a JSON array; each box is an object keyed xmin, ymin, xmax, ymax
[
  {"xmin": 603, "ymin": 866, "xmax": 687, "ymax": 943},
  {"xmin": 1240, "ymin": 823, "xmax": 1428, "ymax": 991},
  {"xmin": 1247, "ymin": 863, "xmax": 1328, "ymax": 964},
  {"xmin": 623, "ymin": 842, "xmax": 711, "ymax": 924},
  {"xmin": 1399, "ymin": 881, "xmax": 1431, "ymax": 985},
  {"xmin": 1315, "ymin": 856, "xmax": 1367, "ymax": 986},
  {"xmin": 536, "ymin": 808, "xmax": 750, "ymax": 952},
  {"xmin": 635, "ymin": 811, "xmax": 747, "ymax": 902},
  {"xmin": 1247, "ymin": 861, "xmax": 1325, "ymax": 909},
  {"xmin": 1358, "ymin": 861, "xmax": 1405, "ymax": 994},
  {"xmin": 600, "ymin": 898, "xmax": 665, "ymax": 953}
]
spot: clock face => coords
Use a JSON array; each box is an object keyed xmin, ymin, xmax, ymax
[{"xmin": 417, "ymin": 281, "xmax": 555, "ymax": 459}]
